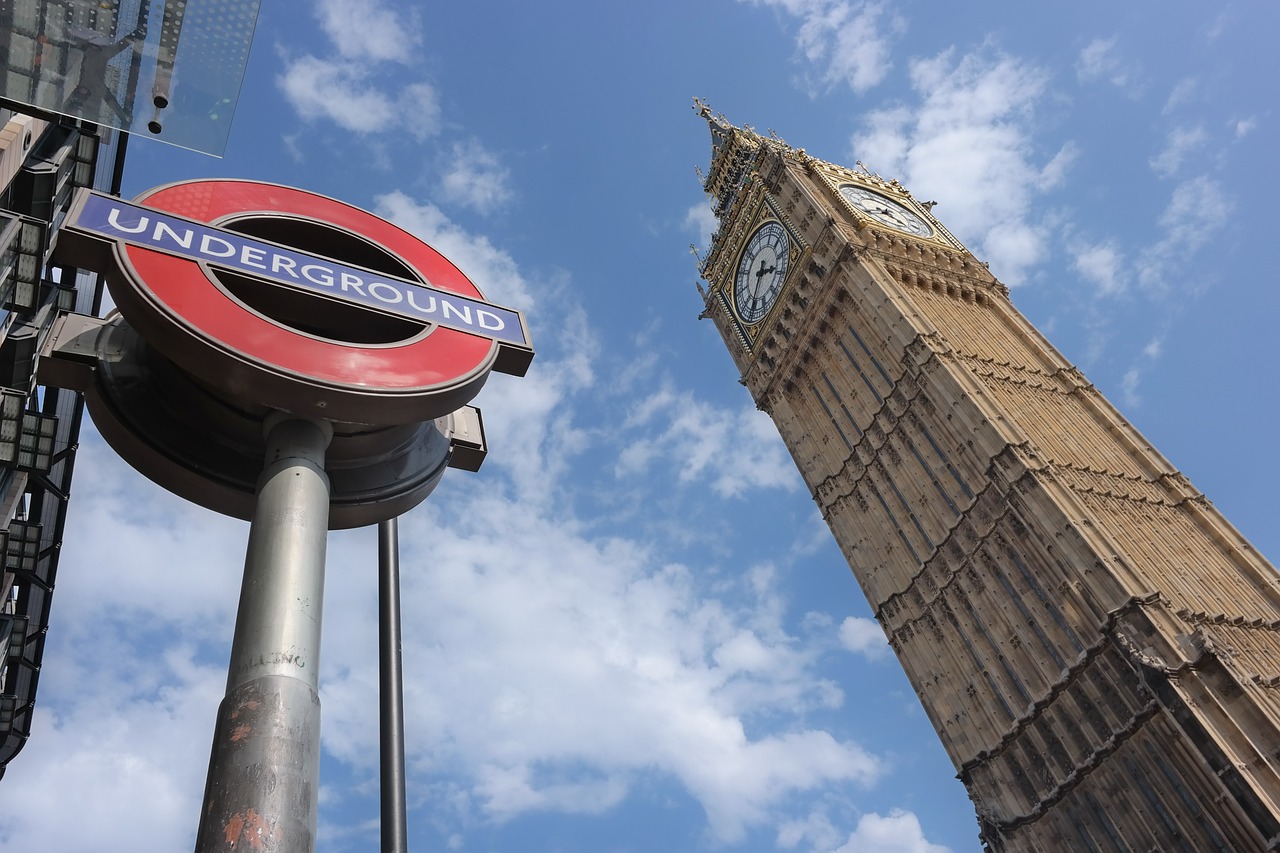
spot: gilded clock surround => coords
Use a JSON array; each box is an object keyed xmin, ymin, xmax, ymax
[
  {"xmin": 711, "ymin": 183, "xmax": 806, "ymax": 349},
  {"xmin": 732, "ymin": 219, "xmax": 791, "ymax": 325},
  {"xmin": 694, "ymin": 102, "xmax": 1280, "ymax": 853}
]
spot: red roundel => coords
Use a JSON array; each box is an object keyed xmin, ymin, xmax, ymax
[{"xmin": 111, "ymin": 179, "xmax": 497, "ymax": 424}]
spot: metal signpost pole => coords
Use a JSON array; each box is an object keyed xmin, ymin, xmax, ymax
[
  {"xmin": 195, "ymin": 415, "xmax": 334, "ymax": 853},
  {"xmin": 379, "ymin": 517, "xmax": 410, "ymax": 853}
]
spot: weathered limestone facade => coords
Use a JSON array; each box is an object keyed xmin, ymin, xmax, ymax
[{"xmin": 695, "ymin": 107, "xmax": 1280, "ymax": 851}]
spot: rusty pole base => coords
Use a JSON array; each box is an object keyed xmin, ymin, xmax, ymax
[{"xmin": 195, "ymin": 675, "xmax": 321, "ymax": 852}]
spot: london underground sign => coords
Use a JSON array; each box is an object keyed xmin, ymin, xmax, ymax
[
  {"xmin": 73, "ymin": 192, "xmax": 529, "ymax": 347},
  {"xmin": 46, "ymin": 178, "xmax": 533, "ymax": 526},
  {"xmin": 57, "ymin": 179, "xmax": 533, "ymax": 424},
  {"xmin": 48, "ymin": 180, "xmax": 537, "ymax": 849}
]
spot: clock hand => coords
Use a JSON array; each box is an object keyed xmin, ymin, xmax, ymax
[
  {"xmin": 752, "ymin": 259, "xmax": 776, "ymax": 297},
  {"xmin": 872, "ymin": 205, "xmax": 907, "ymax": 224}
]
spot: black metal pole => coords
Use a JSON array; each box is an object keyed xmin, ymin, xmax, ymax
[{"xmin": 379, "ymin": 517, "xmax": 409, "ymax": 853}]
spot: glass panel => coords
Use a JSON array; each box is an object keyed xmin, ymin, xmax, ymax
[
  {"xmin": 3, "ymin": 519, "xmax": 40, "ymax": 574},
  {"xmin": 0, "ymin": 214, "xmax": 17, "ymax": 305},
  {"xmin": 0, "ymin": 0, "xmax": 262, "ymax": 156}
]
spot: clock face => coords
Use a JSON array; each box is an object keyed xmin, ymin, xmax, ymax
[
  {"xmin": 734, "ymin": 220, "xmax": 790, "ymax": 325},
  {"xmin": 838, "ymin": 184, "xmax": 934, "ymax": 237}
]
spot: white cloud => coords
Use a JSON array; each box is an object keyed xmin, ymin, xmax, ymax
[
  {"xmin": 0, "ymin": 658, "xmax": 222, "ymax": 851},
  {"xmin": 400, "ymin": 82, "xmax": 445, "ymax": 142},
  {"xmin": 1137, "ymin": 175, "xmax": 1232, "ymax": 295},
  {"xmin": 833, "ymin": 809, "xmax": 952, "ymax": 853},
  {"xmin": 777, "ymin": 807, "xmax": 841, "ymax": 849},
  {"xmin": 278, "ymin": 55, "xmax": 398, "ymax": 130},
  {"xmin": 1205, "ymin": 10, "xmax": 1232, "ymax": 41},
  {"xmin": 1233, "ymin": 116, "xmax": 1258, "ymax": 138},
  {"xmin": 839, "ymin": 616, "xmax": 889, "ymax": 660},
  {"xmin": 1038, "ymin": 142, "xmax": 1079, "ymax": 190},
  {"xmin": 316, "ymin": 0, "xmax": 420, "ymax": 63},
  {"xmin": 277, "ymin": 55, "xmax": 441, "ymax": 140},
  {"xmin": 1149, "ymin": 126, "xmax": 1207, "ymax": 179},
  {"xmin": 277, "ymin": 2, "xmax": 439, "ymax": 141},
  {"xmin": 851, "ymin": 49, "xmax": 1067, "ymax": 284},
  {"xmin": 686, "ymin": 202, "xmax": 719, "ymax": 249},
  {"xmin": 1118, "ymin": 334, "xmax": 1165, "ymax": 408},
  {"xmin": 1120, "ymin": 366, "xmax": 1142, "ymax": 408},
  {"xmin": 1074, "ymin": 175, "xmax": 1227, "ymax": 393},
  {"xmin": 854, "ymin": 104, "xmax": 913, "ymax": 175},
  {"xmin": 1162, "ymin": 77, "xmax": 1198, "ymax": 114},
  {"xmin": 1160, "ymin": 177, "xmax": 1231, "ymax": 243},
  {"xmin": 439, "ymin": 140, "xmax": 514, "ymax": 215},
  {"xmin": 799, "ymin": 1, "xmax": 904, "ymax": 93},
  {"xmin": 314, "ymin": 477, "xmax": 878, "ymax": 844},
  {"xmin": 1072, "ymin": 240, "xmax": 1125, "ymax": 297},
  {"xmin": 616, "ymin": 386, "xmax": 802, "ymax": 498},
  {"xmin": 743, "ymin": 0, "xmax": 905, "ymax": 93},
  {"xmin": 1076, "ymin": 37, "xmax": 1139, "ymax": 92}
]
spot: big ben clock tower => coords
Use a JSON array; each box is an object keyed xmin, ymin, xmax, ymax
[{"xmin": 694, "ymin": 102, "xmax": 1280, "ymax": 852}]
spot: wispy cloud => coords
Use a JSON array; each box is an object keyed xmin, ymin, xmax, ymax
[
  {"xmin": 833, "ymin": 809, "xmax": 953, "ymax": 852},
  {"xmin": 838, "ymin": 616, "xmax": 890, "ymax": 660},
  {"xmin": 1137, "ymin": 175, "xmax": 1232, "ymax": 296},
  {"xmin": 1076, "ymin": 36, "xmax": 1141, "ymax": 93},
  {"xmin": 741, "ymin": 0, "xmax": 906, "ymax": 93},
  {"xmin": 315, "ymin": 0, "xmax": 420, "ymax": 63},
  {"xmin": 1233, "ymin": 116, "xmax": 1258, "ymax": 138},
  {"xmin": 277, "ymin": 55, "xmax": 441, "ymax": 140},
  {"xmin": 277, "ymin": 0, "xmax": 440, "ymax": 142},
  {"xmin": 1072, "ymin": 240, "xmax": 1126, "ymax": 297},
  {"xmin": 438, "ymin": 140, "xmax": 515, "ymax": 216},
  {"xmin": 1149, "ymin": 125, "xmax": 1207, "ymax": 178},
  {"xmin": 686, "ymin": 201, "xmax": 719, "ymax": 249},
  {"xmin": 616, "ymin": 385, "xmax": 802, "ymax": 498},
  {"xmin": 1162, "ymin": 77, "xmax": 1198, "ymax": 114}
]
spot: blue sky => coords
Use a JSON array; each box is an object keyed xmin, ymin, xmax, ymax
[{"xmin": 3, "ymin": 2, "xmax": 1279, "ymax": 851}]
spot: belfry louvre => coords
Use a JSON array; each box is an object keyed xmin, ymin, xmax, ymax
[{"xmin": 694, "ymin": 105, "xmax": 1280, "ymax": 852}]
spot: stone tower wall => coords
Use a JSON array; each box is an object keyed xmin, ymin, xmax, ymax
[{"xmin": 698, "ymin": 118, "xmax": 1280, "ymax": 851}]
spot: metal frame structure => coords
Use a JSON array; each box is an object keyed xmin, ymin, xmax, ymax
[{"xmin": 0, "ymin": 99, "xmax": 126, "ymax": 775}]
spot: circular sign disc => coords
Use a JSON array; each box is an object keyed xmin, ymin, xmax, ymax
[{"xmin": 109, "ymin": 179, "xmax": 498, "ymax": 424}]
